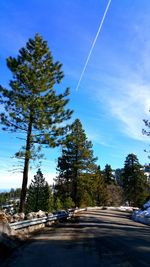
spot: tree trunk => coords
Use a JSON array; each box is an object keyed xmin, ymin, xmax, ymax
[
  {"xmin": 19, "ymin": 116, "xmax": 33, "ymax": 213},
  {"xmin": 74, "ymin": 148, "xmax": 78, "ymax": 206}
]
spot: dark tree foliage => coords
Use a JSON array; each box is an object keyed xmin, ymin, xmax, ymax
[
  {"xmin": 26, "ymin": 169, "xmax": 51, "ymax": 213},
  {"xmin": 0, "ymin": 34, "xmax": 73, "ymax": 212},
  {"xmin": 76, "ymin": 166, "xmax": 108, "ymax": 207},
  {"xmin": 0, "ymin": 188, "xmax": 21, "ymax": 207},
  {"xmin": 103, "ymin": 164, "xmax": 114, "ymax": 184},
  {"xmin": 0, "ymin": 192, "xmax": 9, "ymax": 207},
  {"xmin": 122, "ymin": 153, "xmax": 148, "ymax": 207},
  {"xmin": 93, "ymin": 166, "xmax": 108, "ymax": 206},
  {"xmin": 76, "ymin": 173, "xmax": 96, "ymax": 207},
  {"xmin": 55, "ymin": 119, "xmax": 98, "ymax": 206}
]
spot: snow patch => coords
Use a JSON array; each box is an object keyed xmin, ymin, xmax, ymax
[{"xmin": 132, "ymin": 199, "xmax": 150, "ymax": 225}]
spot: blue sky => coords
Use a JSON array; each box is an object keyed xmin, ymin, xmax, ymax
[{"xmin": 0, "ymin": 0, "xmax": 150, "ymax": 189}]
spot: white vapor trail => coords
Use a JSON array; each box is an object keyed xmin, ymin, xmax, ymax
[{"xmin": 76, "ymin": 0, "xmax": 112, "ymax": 91}]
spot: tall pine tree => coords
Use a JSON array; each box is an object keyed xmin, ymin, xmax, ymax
[
  {"xmin": 122, "ymin": 153, "xmax": 148, "ymax": 207},
  {"xmin": 0, "ymin": 34, "xmax": 73, "ymax": 212},
  {"xmin": 93, "ymin": 166, "xmax": 108, "ymax": 206},
  {"xmin": 103, "ymin": 164, "xmax": 114, "ymax": 184},
  {"xmin": 55, "ymin": 119, "xmax": 97, "ymax": 206},
  {"xmin": 26, "ymin": 169, "xmax": 51, "ymax": 213}
]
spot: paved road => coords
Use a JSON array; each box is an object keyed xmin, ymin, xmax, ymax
[{"xmin": 3, "ymin": 209, "xmax": 150, "ymax": 267}]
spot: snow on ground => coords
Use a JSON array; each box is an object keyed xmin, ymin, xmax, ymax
[
  {"xmin": 109, "ymin": 206, "xmax": 138, "ymax": 212},
  {"xmin": 78, "ymin": 205, "xmax": 150, "ymax": 226},
  {"xmin": 86, "ymin": 206, "xmax": 138, "ymax": 212},
  {"xmin": 132, "ymin": 200, "xmax": 150, "ymax": 225}
]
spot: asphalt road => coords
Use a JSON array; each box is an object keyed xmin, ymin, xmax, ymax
[{"xmin": 3, "ymin": 209, "xmax": 150, "ymax": 267}]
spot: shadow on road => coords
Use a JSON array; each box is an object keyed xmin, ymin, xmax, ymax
[
  {"xmin": 2, "ymin": 210, "xmax": 150, "ymax": 267},
  {"xmin": 85, "ymin": 210, "xmax": 131, "ymax": 219}
]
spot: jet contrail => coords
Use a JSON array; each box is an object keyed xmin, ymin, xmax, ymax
[{"xmin": 76, "ymin": 0, "xmax": 112, "ymax": 91}]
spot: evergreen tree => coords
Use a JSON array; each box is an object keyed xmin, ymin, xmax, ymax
[
  {"xmin": 122, "ymin": 153, "xmax": 148, "ymax": 207},
  {"xmin": 55, "ymin": 119, "xmax": 97, "ymax": 206},
  {"xmin": 53, "ymin": 197, "xmax": 62, "ymax": 211},
  {"xmin": 26, "ymin": 169, "xmax": 51, "ymax": 213},
  {"xmin": 0, "ymin": 34, "xmax": 73, "ymax": 212},
  {"xmin": 0, "ymin": 188, "xmax": 21, "ymax": 208},
  {"xmin": 63, "ymin": 197, "xmax": 75, "ymax": 209},
  {"xmin": 93, "ymin": 166, "xmax": 108, "ymax": 206},
  {"xmin": 103, "ymin": 164, "xmax": 114, "ymax": 184},
  {"xmin": 76, "ymin": 173, "xmax": 96, "ymax": 207},
  {"xmin": 0, "ymin": 193, "xmax": 8, "ymax": 207}
]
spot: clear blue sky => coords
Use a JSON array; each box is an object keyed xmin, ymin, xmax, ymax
[{"xmin": 0, "ymin": 0, "xmax": 150, "ymax": 189}]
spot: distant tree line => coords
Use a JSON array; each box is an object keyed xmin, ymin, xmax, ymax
[
  {"xmin": 0, "ymin": 188, "xmax": 21, "ymax": 213},
  {"xmin": 1, "ymin": 120, "xmax": 149, "ymax": 212},
  {"xmin": 54, "ymin": 120, "xmax": 149, "ymax": 209}
]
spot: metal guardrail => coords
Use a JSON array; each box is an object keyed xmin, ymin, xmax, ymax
[
  {"xmin": 9, "ymin": 212, "xmax": 72, "ymax": 230},
  {"xmin": 9, "ymin": 208, "xmax": 87, "ymax": 231},
  {"xmin": 10, "ymin": 216, "xmax": 48, "ymax": 230}
]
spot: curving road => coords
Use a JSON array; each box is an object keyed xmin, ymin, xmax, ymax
[{"xmin": 3, "ymin": 209, "xmax": 150, "ymax": 267}]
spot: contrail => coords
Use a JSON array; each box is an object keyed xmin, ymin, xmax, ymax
[{"xmin": 76, "ymin": 0, "xmax": 112, "ymax": 91}]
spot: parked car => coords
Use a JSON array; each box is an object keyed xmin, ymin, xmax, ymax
[{"xmin": 53, "ymin": 210, "xmax": 69, "ymax": 221}]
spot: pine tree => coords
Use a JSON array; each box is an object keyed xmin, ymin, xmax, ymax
[
  {"xmin": 93, "ymin": 166, "xmax": 108, "ymax": 206},
  {"xmin": 55, "ymin": 119, "xmax": 97, "ymax": 206},
  {"xmin": 0, "ymin": 34, "xmax": 73, "ymax": 212},
  {"xmin": 103, "ymin": 164, "xmax": 114, "ymax": 184},
  {"xmin": 26, "ymin": 169, "xmax": 51, "ymax": 213},
  {"xmin": 122, "ymin": 153, "xmax": 148, "ymax": 207},
  {"xmin": 76, "ymin": 173, "xmax": 96, "ymax": 207}
]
